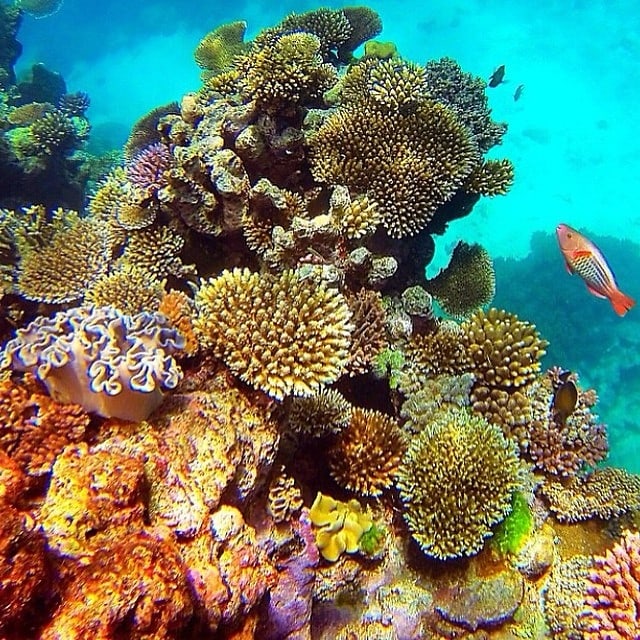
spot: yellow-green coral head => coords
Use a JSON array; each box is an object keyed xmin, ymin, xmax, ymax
[
  {"xmin": 309, "ymin": 492, "xmax": 372, "ymax": 562},
  {"xmin": 0, "ymin": 306, "xmax": 185, "ymax": 421}
]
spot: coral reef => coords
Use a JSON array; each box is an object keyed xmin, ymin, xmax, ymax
[
  {"xmin": 287, "ymin": 388, "xmax": 352, "ymax": 437},
  {"xmin": 328, "ymin": 407, "xmax": 406, "ymax": 496},
  {"xmin": 396, "ymin": 407, "xmax": 522, "ymax": 559},
  {"xmin": 194, "ymin": 268, "xmax": 352, "ymax": 399},
  {"xmin": 1, "ymin": 306, "xmax": 185, "ymax": 421}
]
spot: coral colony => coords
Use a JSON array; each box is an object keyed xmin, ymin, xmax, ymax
[{"xmin": 0, "ymin": 4, "xmax": 639, "ymax": 639}]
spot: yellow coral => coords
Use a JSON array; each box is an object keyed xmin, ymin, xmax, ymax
[
  {"xmin": 194, "ymin": 268, "xmax": 353, "ymax": 399},
  {"xmin": 465, "ymin": 158, "xmax": 515, "ymax": 196},
  {"xmin": 309, "ymin": 492, "xmax": 372, "ymax": 562},
  {"xmin": 194, "ymin": 21, "xmax": 248, "ymax": 74}
]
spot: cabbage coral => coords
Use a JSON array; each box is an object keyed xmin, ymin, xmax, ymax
[
  {"xmin": 396, "ymin": 407, "xmax": 521, "ymax": 559},
  {"xmin": 328, "ymin": 407, "xmax": 406, "ymax": 496},
  {"xmin": 0, "ymin": 306, "xmax": 185, "ymax": 421},
  {"xmin": 194, "ymin": 268, "xmax": 352, "ymax": 399}
]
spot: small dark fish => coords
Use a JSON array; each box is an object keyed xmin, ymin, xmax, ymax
[
  {"xmin": 513, "ymin": 83, "xmax": 525, "ymax": 101},
  {"xmin": 553, "ymin": 378, "xmax": 578, "ymax": 425},
  {"xmin": 488, "ymin": 65, "xmax": 506, "ymax": 88}
]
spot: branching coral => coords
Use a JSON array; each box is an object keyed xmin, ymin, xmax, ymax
[
  {"xmin": 345, "ymin": 289, "xmax": 387, "ymax": 376},
  {"xmin": 464, "ymin": 158, "xmax": 515, "ymax": 196},
  {"xmin": 328, "ymin": 407, "xmax": 406, "ymax": 496},
  {"xmin": 287, "ymin": 388, "xmax": 352, "ymax": 437},
  {"xmin": 309, "ymin": 97, "xmax": 479, "ymax": 238},
  {"xmin": 194, "ymin": 268, "xmax": 352, "ymax": 399},
  {"xmin": 461, "ymin": 308, "xmax": 548, "ymax": 388},
  {"xmin": 309, "ymin": 492, "xmax": 372, "ymax": 562},
  {"xmin": 123, "ymin": 102, "xmax": 180, "ymax": 161},
  {"xmin": 423, "ymin": 56, "xmax": 507, "ymax": 152},
  {"xmin": 540, "ymin": 467, "xmax": 640, "ymax": 523},
  {"xmin": 426, "ymin": 241, "xmax": 496, "ymax": 318},
  {"xmin": 396, "ymin": 407, "xmax": 521, "ymax": 559},
  {"xmin": 16, "ymin": 216, "xmax": 111, "ymax": 303},
  {"xmin": 582, "ymin": 530, "xmax": 640, "ymax": 639},
  {"xmin": 0, "ymin": 374, "xmax": 89, "ymax": 476},
  {"xmin": 1, "ymin": 306, "xmax": 185, "ymax": 421}
]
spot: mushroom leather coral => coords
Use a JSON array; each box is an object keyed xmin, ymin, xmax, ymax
[{"xmin": 1, "ymin": 306, "xmax": 185, "ymax": 421}]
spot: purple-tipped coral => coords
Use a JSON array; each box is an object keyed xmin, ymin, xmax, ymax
[
  {"xmin": 126, "ymin": 141, "xmax": 172, "ymax": 197},
  {"xmin": 0, "ymin": 306, "xmax": 185, "ymax": 421}
]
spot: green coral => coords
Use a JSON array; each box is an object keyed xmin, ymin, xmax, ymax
[
  {"xmin": 363, "ymin": 40, "xmax": 398, "ymax": 60},
  {"xmin": 372, "ymin": 347, "xmax": 405, "ymax": 390},
  {"xmin": 359, "ymin": 521, "xmax": 385, "ymax": 556},
  {"xmin": 490, "ymin": 491, "xmax": 533, "ymax": 556}
]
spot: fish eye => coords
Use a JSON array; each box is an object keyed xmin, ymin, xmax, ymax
[{"xmin": 567, "ymin": 233, "xmax": 572, "ymax": 238}]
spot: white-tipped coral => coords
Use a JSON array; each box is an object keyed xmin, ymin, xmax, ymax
[{"xmin": 0, "ymin": 306, "xmax": 185, "ymax": 421}]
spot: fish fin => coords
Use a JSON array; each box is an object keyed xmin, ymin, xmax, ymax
[
  {"xmin": 564, "ymin": 261, "xmax": 574, "ymax": 275},
  {"xmin": 609, "ymin": 289, "xmax": 636, "ymax": 317},
  {"xmin": 586, "ymin": 283, "xmax": 607, "ymax": 299}
]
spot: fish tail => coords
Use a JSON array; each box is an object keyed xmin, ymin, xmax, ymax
[{"xmin": 609, "ymin": 288, "xmax": 636, "ymax": 316}]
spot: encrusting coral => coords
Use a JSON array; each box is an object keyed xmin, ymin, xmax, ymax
[
  {"xmin": 309, "ymin": 492, "xmax": 373, "ymax": 562},
  {"xmin": 328, "ymin": 407, "xmax": 406, "ymax": 496},
  {"xmin": 582, "ymin": 530, "xmax": 640, "ymax": 639},
  {"xmin": 194, "ymin": 268, "xmax": 353, "ymax": 399},
  {"xmin": 426, "ymin": 240, "xmax": 496, "ymax": 318},
  {"xmin": 396, "ymin": 407, "xmax": 522, "ymax": 559},
  {"xmin": 0, "ymin": 306, "xmax": 185, "ymax": 421}
]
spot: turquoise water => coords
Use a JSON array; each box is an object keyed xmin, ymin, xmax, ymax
[{"xmin": 14, "ymin": 0, "xmax": 640, "ymax": 470}]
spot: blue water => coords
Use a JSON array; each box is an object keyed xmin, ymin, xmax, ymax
[{"xmin": 14, "ymin": 0, "xmax": 640, "ymax": 469}]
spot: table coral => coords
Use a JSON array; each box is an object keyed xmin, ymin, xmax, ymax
[
  {"xmin": 40, "ymin": 529, "xmax": 194, "ymax": 640},
  {"xmin": 582, "ymin": 530, "xmax": 640, "ymax": 639},
  {"xmin": 194, "ymin": 268, "xmax": 353, "ymax": 399},
  {"xmin": 1, "ymin": 305, "xmax": 185, "ymax": 421},
  {"xmin": 328, "ymin": 407, "xmax": 406, "ymax": 497},
  {"xmin": 309, "ymin": 492, "xmax": 373, "ymax": 562},
  {"xmin": 0, "ymin": 373, "xmax": 89, "ymax": 476},
  {"xmin": 396, "ymin": 407, "xmax": 521, "ymax": 559}
]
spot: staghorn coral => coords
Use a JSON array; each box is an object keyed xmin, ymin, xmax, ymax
[
  {"xmin": 426, "ymin": 240, "xmax": 496, "ymax": 318},
  {"xmin": 267, "ymin": 467, "xmax": 304, "ymax": 523},
  {"xmin": 423, "ymin": 56, "xmax": 507, "ymax": 152},
  {"xmin": 39, "ymin": 442, "xmax": 147, "ymax": 558},
  {"xmin": 194, "ymin": 21, "xmax": 248, "ymax": 75},
  {"xmin": 1, "ymin": 306, "xmax": 185, "ymax": 421},
  {"xmin": 345, "ymin": 289, "xmax": 387, "ymax": 376},
  {"xmin": 40, "ymin": 529, "xmax": 194, "ymax": 640},
  {"xmin": 582, "ymin": 530, "xmax": 640, "ymax": 639},
  {"xmin": 194, "ymin": 268, "xmax": 352, "ymax": 399},
  {"xmin": 328, "ymin": 407, "xmax": 406, "ymax": 497},
  {"xmin": 83, "ymin": 265, "xmax": 165, "ymax": 316},
  {"xmin": 464, "ymin": 158, "xmax": 515, "ymax": 196},
  {"xmin": 540, "ymin": 467, "xmax": 640, "ymax": 523},
  {"xmin": 543, "ymin": 555, "xmax": 592, "ymax": 640},
  {"xmin": 309, "ymin": 97, "xmax": 479, "ymax": 238},
  {"xmin": 158, "ymin": 289, "xmax": 199, "ymax": 356},
  {"xmin": 0, "ymin": 374, "xmax": 89, "ymax": 477},
  {"xmin": 308, "ymin": 492, "xmax": 373, "ymax": 562},
  {"xmin": 396, "ymin": 407, "xmax": 522, "ymax": 559},
  {"xmin": 461, "ymin": 307, "xmax": 548, "ymax": 389},
  {"xmin": 287, "ymin": 388, "xmax": 352, "ymax": 437},
  {"xmin": 58, "ymin": 91, "xmax": 90, "ymax": 118},
  {"xmin": 16, "ymin": 216, "xmax": 111, "ymax": 303},
  {"xmin": 241, "ymin": 32, "xmax": 338, "ymax": 114}
]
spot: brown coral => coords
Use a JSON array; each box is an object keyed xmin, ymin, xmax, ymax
[
  {"xmin": 345, "ymin": 289, "xmax": 388, "ymax": 376},
  {"xmin": 194, "ymin": 268, "xmax": 353, "ymax": 399},
  {"xmin": 540, "ymin": 468, "xmax": 640, "ymax": 523},
  {"xmin": 582, "ymin": 530, "xmax": 640, "ymax": 639},
  {"xmin": 461, "ymin": 307, "xmax": 548, "ymax": 389},
  {"xmin": 464, "ymin": 158, "xmax": 515, "ymax": 196},
  {"xmin": 267, "ymin": 467, "xmax": 304, "ymax": 523},
  {"xmin": 0, "ymin": 374, "xmax": 89, "ymax": 477},
  {"xmin": 287, "ymin": 388, "xmax": 352, "ymax": 437},
  {"xmin": 158, "ymin": 289, "xmax": 199, "ymax": 356},
  {"xmin": 124, "ymin": 102, "xmax": 180, "ymax": 161},
  {"xmin": 309, "ymin": 97, "xmax": 479, "ymax": 238},
  {"xmin": 16, "ymin": 217, "xmax": 111, "ymax": 303},
  {"xmin": 328, "ymin": 407, "xmax": 406, "ymax": 496},
  {"xmin": 426, "ymin": 241, "xmax": 496, "ymax": 318},
  {"xmin": 396, "ymin": 407, "xmax": 521, "ymax": 559}
]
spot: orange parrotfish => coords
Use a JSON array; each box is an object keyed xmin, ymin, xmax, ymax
[{"xmin": 556, "ymin": 223, "xmax": 636, "ymax": 316}]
